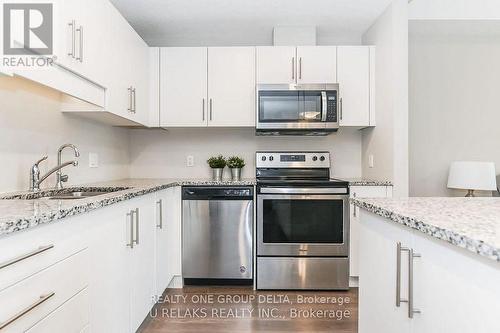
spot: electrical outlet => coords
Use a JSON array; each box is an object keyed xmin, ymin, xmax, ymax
[
  {"xmin": 186, "ymin": 155, "xmax": 194, "ymax": 167},
  {"xmin": 89, "ymin": 153, "xmax": 99, "ymax": 168},
  {"xmin": 368, "ymin": 154, "xmax": 374, "ymax": 168}
]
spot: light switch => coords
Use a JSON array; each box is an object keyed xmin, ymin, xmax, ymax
[
  {"xmin": 89, "ymin": 153, "xmax": 99, "ymax": 168},
  {"xmin": 368, "ymin": 154, "xmax": 374, "ymax": 168},
  {"xmin": 186, "ymin": 155, "xmax": 194, "ymax": 167}
]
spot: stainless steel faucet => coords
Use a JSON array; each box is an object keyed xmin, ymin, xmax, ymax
[{"xmin": 29, "ymin": 144, "xmax": 80, "ymax": 192}]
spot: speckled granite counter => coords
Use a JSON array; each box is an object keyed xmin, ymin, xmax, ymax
[
  {"xmin": 0, "ymin": 178, "xmax": 255, "ymax": 238},
  {"xmin": 339, "ymin": 178, "xmax": 393, "ymax": 186},
  {"xmin": 351, "ymin": 197, "xmax": 500, "ymax": 262}
]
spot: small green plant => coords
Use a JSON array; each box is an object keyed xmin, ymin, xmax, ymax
[
  {"xmin": 207, "ymin": 155, "xmax": 227, "ymax": 169},
  {"xmin": 227, "ymin": 156, "xmax": 245, "ymax": 169}
]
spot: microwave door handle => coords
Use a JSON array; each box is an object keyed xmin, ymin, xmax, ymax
[{"xmin": 321, "ymin": 91, "xmax": 327, "ymax": 121}]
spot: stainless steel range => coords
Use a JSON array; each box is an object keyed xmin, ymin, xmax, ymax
[{"xmin": 256, "ymin": 151, "xmax": 349, "ymax": 290}]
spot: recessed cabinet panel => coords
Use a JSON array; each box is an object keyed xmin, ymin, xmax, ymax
[
  {"xmin": 160, "ymin": 47, "xmax": 208, "ymax": 127},
  {"xmin": 207, "ymin": 47, "xmax": 255, "ymax": 127}
]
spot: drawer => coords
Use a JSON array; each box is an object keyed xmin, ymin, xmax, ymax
[
  {"xmin": 0, "ymin": 214, "xmax": 90, "ymax": 291},
  {"xmin": 0, "ymin": 249, "xmax": 89, "ymax": 333},
  {"xmin": 25, "ymin": 288, "xmax": 89, "ymax": 333}
]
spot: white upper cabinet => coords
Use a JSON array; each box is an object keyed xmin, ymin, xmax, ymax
[
  {"xmin": 296, "ymin": 46, "xmax": 337, "ymax": 84},
  {"xmin": 256, "ymin": 46, "xmax": 296, "ymax": 84},
  {"xmin": 160, "ymin": 47, "xmax": 208, "ymax": 127},
  {"xmin": 337, "ymin": 46, "xmax": 375, "ymax": 127},
  {"xmin": 207, "ymin": 47, "xmax": 255, "ymax": 127}
]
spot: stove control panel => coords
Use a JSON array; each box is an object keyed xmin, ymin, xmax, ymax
[{"xmin": 256, "ymin": 152, "xmax": 330, "ymax": 168}]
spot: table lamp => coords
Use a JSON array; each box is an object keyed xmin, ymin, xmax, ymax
[{"xmin": 447, "ymin": 161, "xmax": 497, "ymax": 197}]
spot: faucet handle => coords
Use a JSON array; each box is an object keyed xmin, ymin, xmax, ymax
[
  {"xmin": 34, "ymin": 155, "xmax": 48, "ymax": 167},
  {"xmin": 60, "ymin": 175, "xmax": 68, "ymax": 182}
]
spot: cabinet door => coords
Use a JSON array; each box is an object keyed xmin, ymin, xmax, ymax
[
  {"xmin": 130, "ymin": 196, "xmax": 156, "ymax": 332},
  {"xmin": 256, "ymin": 46, "xmax": 296, "ymax": 84},
  {"xmin": 207, "ymin": 47, "xmax": 255, "ymax": 127},
  {"xmin": 166, "ymin": 187, "xmax": 182, "ymax": 284},
  {"xmin": 411, "ymin": 231, "xmax": 500, "ymax": 333},
  {"xmin": 88, "ymin": 202, "xmax": 132, "ymax": 333},
  {"xmin": 155, "ymin": 190, "xmax": 172, "ymax": 297},
  {"xmin": 160, "ymin": 47, "xmax": 208, "ymax": 127},
  {"xmin": 358, "ymin": 210, "xmax": 412, "ymax": 333},
  {"xmin": 350, "ymin": 186, "xmax": 392, "ymax": 277},
  {"xmin": 296, "ymin": 46, "xmax": 337, "ymax": 84},
  {"xmin": 337, "ymin": 46, "xmax": 370, "ymax": 126}
]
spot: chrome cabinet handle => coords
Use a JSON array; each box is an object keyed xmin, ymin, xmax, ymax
[
  {"xmin": 0, "ymin": 292, "xmax": 55, "ymax": 330},
  {"xmin": 209, "ymin": 98, "xmax": 213, "ymax": 121},
  {"xmin": 340, "ymin": 97, "xmax": 343, "ymax": 120},
  {"xmin": 68, "ymin": 20, "xmax": 75, "ymax": 58},
  {"xmin": 396, "ymin": 242, "xmax": 409, "ymax": 307},
  {"xmin": 299, "ymin": 57, "xmax": 302, "ymax": 80},
  {"xmin": 133, "ymin": 208, "xmax": 139, "ymax": 245},
  {"xmin": 352, "ymin": 192, "xmax": 357, "ymax": 217},
  {"xmin": 76, "ymin": 25, "xmax": 83, "ymax": 62},
  {"xmin": 132, "ymin": 88, "xmax": 136, "ymax": 113},
  {"xmin": 0, "ymin": 245, "xmax": 54, "ymax": 270},
  {"xmin": 408, "ymin": 248, "xmax": 421, "ymax": 318},
  {"xmin": 156, "ymin": 199, "xmax": 163, "ymax": 229},
  {"xmin": 202, "ymin": 98, "xmax": 205, "ymax": 121},
  {"xmin": 126, "ymin": 210, "xmax": 134, "ymax": 248},
  {"xmin": 291, "ymin": 57, "xmax": 295, "ymax": 80}
]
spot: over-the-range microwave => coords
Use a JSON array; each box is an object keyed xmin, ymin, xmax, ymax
[{"xmin": 256, "ymin": 83, "xmax": 339, "ymax": 136}]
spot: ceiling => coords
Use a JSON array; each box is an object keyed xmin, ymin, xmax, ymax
[{"xmin": 110, "ymin": 0, "xmax": 394, "ymax": 46}]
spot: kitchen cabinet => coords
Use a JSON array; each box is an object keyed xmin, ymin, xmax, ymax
[
  {"xmin": 358, "ymin": 210, "xmax": 500, "ymax": 333},
  {"xmin": 256, "ymin": 46, "xmax": 296, "ymax": 84},
  {"xmin": 207, "ymin": 47, "xmax": 255, "ymax": 127},
  {"xmin": 296, "ymin": 46, "xmax": 337, "ymax": 84},
  {"xmin": 155, "ymin": 186, "xmax": 182, "ymax": 296},
  {"xmin": 349, "ymin": 185, "xmax": 392, "ymax": 279},
  {"xmin": 160, "ymin": 47, "xmax": 255, "ymax": 127},
  {"xmin": 160, "ymin": 47, "xmax": 208, "ymax": 127},
  {"xmin": 358, "ymin": 210, "xmax": 412, "ymax": 333},
  {"xmin": 337, "ymin": 46, "xmax": 375, "ymax": 127},
  {"xmin": 256, "ymin": 46, "xmax": 337, "ymax": 84}
]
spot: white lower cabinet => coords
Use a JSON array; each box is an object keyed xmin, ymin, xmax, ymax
[
  {"xmin": 349, "ymin": 185, "xmax": 392, "ymax": 278},
  {"xmin": 155, "ymin": 186, "xmax": 182, "ymax": 296},
  {"xmin": 358, "ymin": 210, "xmax": 500, "ymax": 333}
]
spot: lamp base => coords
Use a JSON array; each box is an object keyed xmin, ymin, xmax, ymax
[{"xmin": 465, "ymin": 189, "xmax": 475, "ymax": 197}]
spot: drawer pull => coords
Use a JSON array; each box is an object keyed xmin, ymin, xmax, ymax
[
  {"xmin": 0, "ymin": 292, "xmax": 55, "ymax": 330},
  {"xmin": 0, "ymin": 245, "xmax": 54, "ymax": 270}
]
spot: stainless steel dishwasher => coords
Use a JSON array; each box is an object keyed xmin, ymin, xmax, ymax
[{"xmin": 182, "ymin": 186, "xmax": 254, "ymax": 285}]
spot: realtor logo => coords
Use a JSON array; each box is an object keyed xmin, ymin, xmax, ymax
[{"xmin": 3, "ymin": 3, "xmax": 53, "ymax": 55}]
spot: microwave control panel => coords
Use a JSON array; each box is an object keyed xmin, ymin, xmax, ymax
[{"xmin": 326, "ymin": 92, "xmax": 338, "ymax": 122}]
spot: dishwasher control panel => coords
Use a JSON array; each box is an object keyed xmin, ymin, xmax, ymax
[{"xmin": 182, "ymin": 186, "xmax": 254, "ymax": 200}]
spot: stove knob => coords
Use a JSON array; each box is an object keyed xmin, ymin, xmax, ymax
[
  {"xmin": 261, "ymin": 156, "xmax": 266, "ymax": 161},
  {"xmin": 269, "ymin": 156, "xmax": 274, "ymax": 161},
  {"xmin": 312, "ymin": 156, "xmax": 318, "ymax": 161},
  {"xmin": 320, "ymin": 156, "xmax": 326, "ymax": 161}
]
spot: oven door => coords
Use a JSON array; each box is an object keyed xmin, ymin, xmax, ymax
[{"xmin": 257, "ymin": 190, "xmax": 349, "ymax": 257}]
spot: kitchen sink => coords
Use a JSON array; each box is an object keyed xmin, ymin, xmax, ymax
[{"xmin": 0, "ymin": 187, "xmax": 131, "ymax": 200}]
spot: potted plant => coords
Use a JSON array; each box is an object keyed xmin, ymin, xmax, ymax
[
  {"xmin": 207, "ymin": 155, "xmax": 227, "ymax": 181},
  {"xmin": 227, "ymin": 156, "xmax": 246, "ymax": 181}
]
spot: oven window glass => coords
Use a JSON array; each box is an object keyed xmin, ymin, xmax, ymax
[{"xmin": 262, "ymin": 199, "xmax": 344, "ymax": 243}]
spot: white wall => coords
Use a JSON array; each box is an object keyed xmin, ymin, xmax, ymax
[
  {"xmin": 0, "ymin": 76, "xmax": 130, "ymax": 193},
  {"xmin": 361, "ymin": 0, "xmax": 409, "ymax": 196},
  {"xmin": 409, "ymin": 0, "xmax": 500, "ymax": 19},
  {"xmin": 128, "ymin": 128, "xmax": 363, "ymax": 180},
  {"xmin": 409, "ymin": 20, "xmax": 500, "ymax": 196}
]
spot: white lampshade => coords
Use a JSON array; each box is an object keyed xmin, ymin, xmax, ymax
[{"xmin": 447, "ymin": 161, "xmax": 497, "ymax": 191}]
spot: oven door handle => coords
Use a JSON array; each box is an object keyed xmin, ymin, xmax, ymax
[
  {"xmin": 321, "ymin": 91, "xmax": 328, "ymax": 122},
  {"xmin": 259, "ymin": 187, "xmax": 348, "ymax": 194}
]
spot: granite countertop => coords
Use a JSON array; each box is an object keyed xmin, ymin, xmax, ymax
[
  {"xmin": 0, "ymin": 178, "xmax": 255, "ymax": 238},
  {"xmin": 338, "ymin": 178, "xmax": 393, "ymax": 186},
  {"xmin": 351, "ymin": 197, "xmax": 500, "ymax": 262}
]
